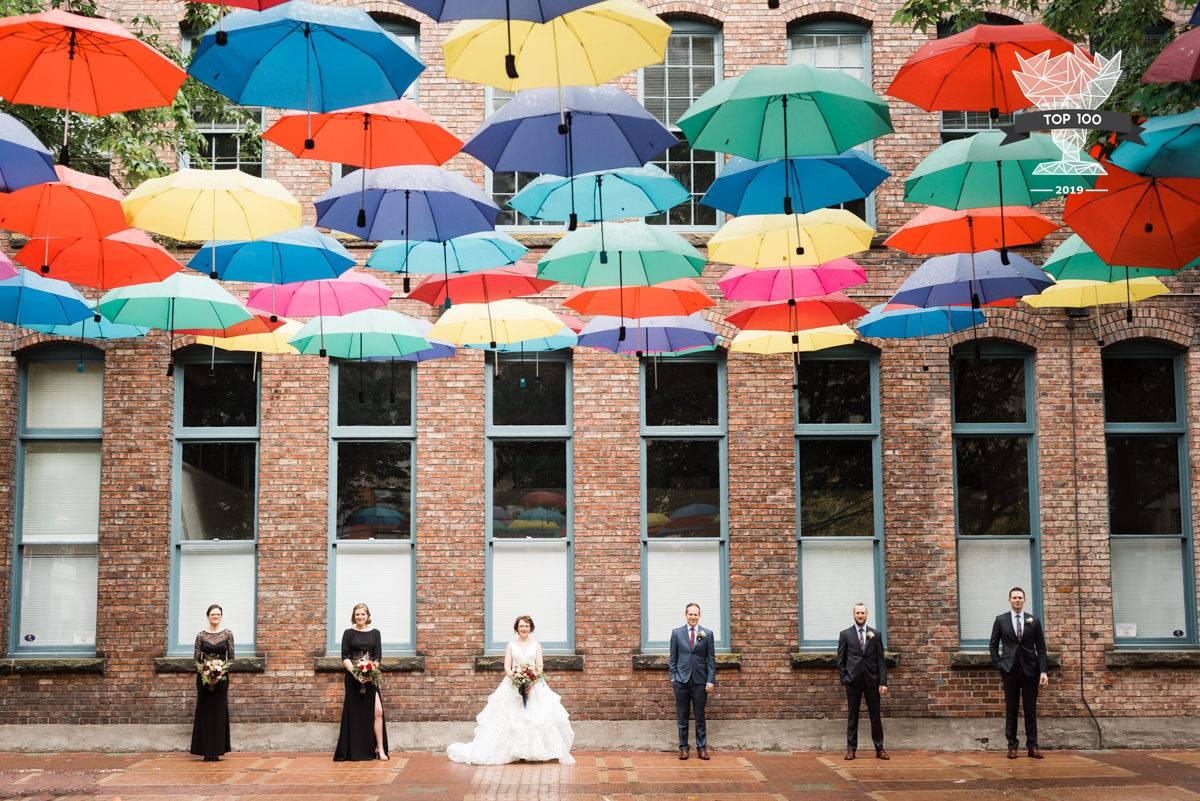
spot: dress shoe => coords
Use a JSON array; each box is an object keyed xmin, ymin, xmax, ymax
[
  {"xmin": 698, "ymin": 747, "xmax": 710, "ymax": 760},
  {"xmin": 844, "ymin": 750, "xmax": 856, "ymax": 760},
  {"xmin": 679, "ymin": 747, "xmax": 689, "ymax": 760},
  {"xmin": 876, "ymin": 749, "xmax": 890, "ymax": 760},
  {"xmin": 1007, "ymin": 748, "xmax": 1018, "ymax": 759},
  {"xmin": 1028, "ymin": 748, "xmax": 1043, "ymax": 759}
]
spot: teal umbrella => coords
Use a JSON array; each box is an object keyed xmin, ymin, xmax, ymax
[
  {"xmin": 537, "ymin": 222, "xmax": 705, "ymax": 287},
  {"xmin": 25, "ymin": 304, "xmax": 149, "ymax": 339},
  {"xmin": 1044, "ymin": 235, "xmax": 1177, "ymax": 282},
  {"xmin": 1110, "ymin": 110, "xmax": 1200, "ymax": 178},
  {"xmin": 367, "ymin": 231, "xmax": 526, "ymax": 276},
  {"xmin": 509, "ymin": 165, "xmax": 688, "ymax": 223},
  {"xmin": 290, "ymin": 308, "xmax": 430, "ymax": 359}
]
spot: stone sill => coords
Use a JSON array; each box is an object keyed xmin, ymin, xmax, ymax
[
  {"xmin": 154, "ymin": 656, "xmax": 266, "ymax": 674},
  {"xmin": 949, "ymin": 651, "xmax": 1061, "ymax": 670},
  {"xmin": 633, "ymin": 652, "xmax": 742, "ymax": 671},
  {"xmin": 315, "ymin": 656, "xmax": 424, "ymax": 672},
  {"xmin": 790, "ymin": 651, "xmax": 899, "ymax": 669},
  {"xmin": 475, "ymin": 654, "xmax": 583, "ymax": 671},
  {"xmin": 0, "ymin": 657, "xmax": 105, "ymax": 675},
  {"xmin": 1104, "ymin": 649, "xmax": 1200, "ymax": 669}
]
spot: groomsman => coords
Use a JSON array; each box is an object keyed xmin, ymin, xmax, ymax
[
  {"xmin": 988, "ymin": 587, "xmax": 1048, "ymax": 759},
  {"xmin": 835, "ymin": 603, "xmax": 888, "ymax": 760},
  {"xmin": 668, "ymin": 602, "xmax": 717, "ymax": 761}
]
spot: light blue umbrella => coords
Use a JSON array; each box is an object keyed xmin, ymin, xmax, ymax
[
  {"xmin": 509, "ymin": 166, "xmax": 688, "ymax": 223},
  {"xmin": 368, "ymin": 232, "xmax": 526, "ymax": 289},
  {"xmin": 1111, "ymin": 110, "xmax": 1200, "ymax": 178},
  {"xmin": 290, "ymin": 308, "xmax": 431, "ymax": 358},
  {"xmin": 701, "ymin": 151, "xmax": 890, "ymax": 216},
  {"xmin": 467, "ymin": 326, "xmax": 577, "ymax": 352},
  {"xmin": 0, "ymin": 269, "xmax": 91, "ymax": 326},
  {"xmin": 855, "ymin": 303, "xmax": 984, "ymax": 338},
  {"xmin": 24, "ymin": 302, "xmax": 149, "ymax": 339},
  {"xmin": 188, "ymin": 226, "xmax": 355, "ymax": 282}
]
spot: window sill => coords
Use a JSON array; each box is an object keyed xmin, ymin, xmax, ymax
[
  {"xmin": 154, "ymin": 656, "xmax": 265, "ymax": 673},
  {"xmin": 632, "ymin": 652, "xmax": 742, "ymax": 671},
  {"xmin": 475, "ymin": 654, "xmax": 583, "ymax": 672},
  {"xmin": 1105, "ymin": 649, "xmax": 1200, "ymax": 669},
  {"xmin": 790, "ymin": 651, "xmax": 899, "ymax": 669},
  {"xmin": 315, "ymin": 656, "xmax": 424, "ymax": 673},
  {"xmin": 0, "ymin": 656, "xmax": 105, "ymax": 675},
  {"xmin": 949, "ymin": 651, "xmax": 1061, "ymax": 670}
]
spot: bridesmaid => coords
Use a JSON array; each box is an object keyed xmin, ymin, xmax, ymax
[
  {"xmin": 190, "ymin": 604, "xmax": 234, "ymax": 761},
  {"xmin": 334, "ymin": 603, "xmax": 389, "ymax": 761}
]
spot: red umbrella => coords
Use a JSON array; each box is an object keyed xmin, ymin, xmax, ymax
[
  {"xmin": 1064, "ymin": 163, "xmax": 1200, "ymax": 270},
  {"xmin": 1142, "ymin": 27, "xmax": 1200, "ymax": 84},
  {"xmin": 564, "ymin": 279, "xmax": 715, "ymax": 318},
  {"xmin": 406, "ymin": 263, "xmax": 554, "ymax": 307},
  {"xmin": 885, "ymin": 207, "xmax": 1058, "ymax": 256},
  {"xmin": 14, "ymin": 228, "xmax": 181, "ymax": 289},
  {"xmin": 726, "ymin": 293, "xmax": 868, "ymax": 332},
  {"xmin": 522, "ymin": 490, "xmax": 566, "ymax": 508},
  {"xmin": 887, "ymin": 23, "xmax": 1077, "ymax": 117},
  {"xmin": 263, "ymin": 100, "xmax": 463, "ymax": 166},
  {"xmin": 177, "ymin": 315, "xmax": 287, "ymax": 338}
]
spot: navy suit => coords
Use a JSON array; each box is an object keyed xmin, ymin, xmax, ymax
[
  {"xmin": 989, "ymin": 611, "xmax": 1048, "ymax": 749},
  {"xmin": 668, "ymin": 624, "xmax": 717, "ymax": 749}
]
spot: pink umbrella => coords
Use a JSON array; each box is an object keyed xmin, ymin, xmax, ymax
[
  {"xmin": 0, "ymin": 250, "xmax": 16, "ymax": 280},
  {"xmin": 717, "ymin": 259, "xmax": 867, "ymax": 302},
  {"xmin": 246, "ymin": 270, "xmax": 393, "ymax": 357}
]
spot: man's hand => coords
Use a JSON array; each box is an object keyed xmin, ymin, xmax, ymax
[
  {"xmin": 879, "ymin": 685, "xmax": 888, "ymax": 695},
  {"xmin": 705, "ymin": 683, "xmax": 714, "ymax": 693},
  {"xmin": 1039, "ymin": 672, "xmax": 1048, "ymax": 687}
]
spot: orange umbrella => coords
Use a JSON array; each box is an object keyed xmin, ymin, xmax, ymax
[
  {"xmin": 263, "ymin": 100, "xmax": 463, "ymax": 166},
  {"xmin": 725, "ymin": 293, "xmax": 868, "ymax": 332},
  {"xmin": 885, "ymin": 207, "xmax": 1058, "ymax": 256},
  {"xmin": 177, "ymin": 314, "xmax": 287, "ymax": 338},
  {"xmin": 406, "ymin": 263, "xmax": 554, "ymax": 307},
  {"xmin": 564, "ymin": 278, "xmax": 715, "ymax": 318},
  {"xmin": 14, "ymin": 228, "xmax": 181, "ymax": 289}
]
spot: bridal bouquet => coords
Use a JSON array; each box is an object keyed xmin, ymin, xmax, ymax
[
  {"xmin": 197, "ymin": 656, "xmax": 229, "ymax": 690},
  {"xmin": 510, "ymin": 663, "xmax": 543, "ymax": 707},
  {"xmin": 352, "ymin": 654, "xmax": 382, "ymax": 695}
]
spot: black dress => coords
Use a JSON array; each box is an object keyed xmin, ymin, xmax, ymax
[
  {"xmin": 333, "ymin": 627, "xmax": 388, "ymax": 761},
  {"xmin": 190, "ymin": 629, "xmax": 234, "ymax": 758}
]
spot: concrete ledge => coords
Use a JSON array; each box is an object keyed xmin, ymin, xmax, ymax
[
  {"xmin": 949, "ymin": 651, "xmax": 1061, "ymax": 670},
  {"xmin": 1105, "ymin": 649, "xmax": 1200, "ymax": 669},
  {"xmin": 0, "ymin": 657, "xmax": 105, "ymax": 675},
  {"xmin": 474, "ymin": 654, "xmax": 583, "ymax": 671},
  {"xmin": 154, "ymin": 657, "xmax": 266, "ymax": 674},
  {"xmin": 790, "ymin": 651, "xmax": 899, "ymax": 669},
  {"xmin": 633, "ymin": 652, "xmax": 742, "ymax": 671},
  {"xmin": 314, "ymin": 656, "xmax": 424, "ymax": 672}
]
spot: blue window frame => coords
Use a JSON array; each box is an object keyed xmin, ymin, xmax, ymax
[
  {"xmin": 640, "ymin": 354, "xmax": 729, "ymax": 651},
  {"xmin": 795, "ymin": 346, "xmax": 884, "ymax": 648},
  {"xmin": 169, "ymin": 349, "xmax": 259, "ymax": 655},
  {"xmin": 1103, "ymin": 340, "xmax": 1196, "ymax": 647},
  {"xmin": 485, "ymin": 352, "xmax": 574, "ymax": 653},
  {"xmin": 10, "ymin": 346, "xmax": 104, "ymax": 656},
  {"xmin": 952, "ymin": 341, "xmax": 1042, "ymax": 647},
  {"xmin": 327, "ymin": 359, "xmax": 418, "ymax": 654}
]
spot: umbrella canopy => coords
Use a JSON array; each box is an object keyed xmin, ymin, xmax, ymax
[
  {"xmin": 1022, "ymin": 277, "xmax": 1169, "ymax": 309},
  {"xmin": 701, "ymin": 151, "xmax": 890, "ymax": 216},
  {"xmin": 15, "ymin": 228, "xmax": 182, "ymax": 289},
  {"xmin": 1110, "ymin": 110, "xmax": 1200, "ymax": 178},
  {"xmin": 855, "ymin": 303, "xmax": 984, "ymax": 338},
  {"xmin": 0, "ymin": 112, "xmax": 56, "ymax": 192},
  {"xmin": 564, "ymin": 279, "xmax": 715, "ymax": 319},
  {"xmin": 0, "ymin": 165, "xmax": 126, "ymax": 243},
  {"xmin": 365, "ymin": 318, "xmax": 459, "ymax": 361},
  {"xmin": 246, "ymin": 271, "xmax": 393, "ymax": 318},
  {"xmin": 1043, "ymin": 234, "xmax": 1175, "ymax": 282},
  {"xmin": 889, "ymin": 250, "xmax": 1053, "ymax": 307},
  {"xmin": 0, "ymin": 269, "xmax": 92, "ymax": 326},
  {"xmin": 1063, "ymin": 163, "xmax": 1200, "ymax": 270},
  {"xmin": 537, "ymin": 222, "xmax": 706, "ymax": 287},
  {"xmin": 25, "ymin": 305, "xmax": 150, "ymax": 339},
  {"xmin": 887, "ymin": 23, "xmax": 1077, "ymax": 115},
  {"xmin": 368, "ymin": 231, "xmax": 526, "ymax": 275},
  {"xmin": 195, "ymin": 0, "xmax": 291, "ymax": 8},
  {"xmin": 408, "ymin": 263, "xmax": 553, "ymax": 306},
  {"xmin": 177, "ymin": 314, "xmax": 287, "ymax": 338},
  {"xmin": 510, "ymin": 166, "xmax": 688, "ymax": 223},
  {"xmin": 577, "ymin": 314, "xmax": 717, "ymax": 355},
  {"xmin": 729, "ymin": 324, "xmax": 857, "ymax": 354},
  {"xmin": 262, "ymin": 100, "xmax": 462, "ymax": 167},
  {"xmin": 707, "ymin": 210, "xmax": 875, "ymax": 268},
  {"xmin": 290, "ymin": 308, "xmax": 431, "ymax": 358},
  {"xmin": 430, "ymin": 298, "xmax": 564, "ymax": 347},
  {"xmin": 726, "ymin": 294, "xmax": 869, "ymax": 332},
  {"xmin": 0, "ymin": 250, "xmax": 15, "ymax": 279},
  {"xmin": 471, "ymin": 325, "xmax": 578, "ymax": 352},
  {"xmin": 97, "ymin": 272, "xmax": 252, "ymax": 331},
  {"xmin": 188, "ymin": 226, "xmax": 355, "ymax": 284},
  {"xmin": 1142, "ymin": 27, "xmax": 1200, "ymax": 84},
  {"xmin": 718, "ymin": 261, "xmax": 867, "ymax": 302},
  {"xmin": 406, "ymin": 0, "xmax": 595, "ymax": 20},
  {"xmin": 884, "ymin": 206, "xmax": 1058, "ymax": 255}
]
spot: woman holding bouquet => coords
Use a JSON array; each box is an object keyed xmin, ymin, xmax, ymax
[
  {"xmin": 334, "ymin": 603, "xmax": 389, "ymax": 761},
  {"xmin": 190, "ymin": 604, "xmax": 234, "ymax": 761},
  {"xmin": 447, "ymin": 615, "xmax": 575, "ymax": 765}
]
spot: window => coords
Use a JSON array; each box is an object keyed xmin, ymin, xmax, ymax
[
  {"xmin": 486, "ymin": 353, "xmax": 573, "ymax": 651},
  {"xmin": 484, "ymin": 88, "xmax": 557, "ymax": 228},
  {"xmin": 795, "ymin": 348, "xmax": 883, "ymax": 647},
  {"xmin": 952, "ymin": 342, "xmax": 1040, "ymax": 645},
  {"xmin": 10, "ymin": 349, "xmax": 103, "ymax": 654},
  {"xmin": 936, "ymin": 16, "xmax": 1018, "ymax": 142},
  {"xmin": 170, "ymin": 352, "xmax": 259, "ymax": 654},
  {"xmin": 1103, "ymin": 341, "xmax": 1194, "ymax": 646},
  {"xmin": 181, "ymin": 31, "xmax": 264, "ymax": 175},
  {"xmin": 789, "ymin": 18, "xmax": 874, "ymax": 224},
  {"xmin": 639, "ymin": 19, "xmax": 722, "ymax": 228},
  {"xmin": 328, "ymin": 360, "xmax": 417, "ymax": 652},
  {"xmin": 641, "ymin": 356, "xmax": 728, "ymax": 650}
]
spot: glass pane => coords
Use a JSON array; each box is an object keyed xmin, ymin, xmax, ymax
[
  {"xmin": 796, "ymin": 359, "xmax": 871, "ymax": 424},
  {"xmin": 25, "ymin": 361, "xmax": 103, "ymax": 429},
  {"xmin": 491, "ymin": 541, "xmax": 569, "ymax": 643},
  {"xmin": 493, "ymin": 358, "xmax": 567, "ymax": 426},
  {"xmin": 22, "ymin": 442, "xmax": 101, "ymax": 542},
  {"xmin": 646, "ymin": 439, "xmax": 721, "ymax": 537},
  {"xmin": 182, "ymin": 363, "xmax": 257, "ymax": 428},
  {"xmin": 492, "ymin": 440, "xmax": 567, "ymax": 538},
  {"xmin": 176, "ymin": 548, "xmax": 256, "ymax": 646},
  {"xmin": 953, "ymin": 356, "xmax": 1026, "ymax": 424},
  {"xmin": 1103, "ymin": 357, "xmax": 1176, "ymax": 423},
  {"xmin": 798, "ymin": 439, "xmax": 874, "ymax": 537},
  {"xmin": 645, "ymin": 360, "xmax": 718, "ymax": 426},
  {"xmin": 955, "ymin": 437, "xmax": 1030, "ymax": 536},
  {"xmin": 645, "ymin": 540, "xmax": 722, "ymax": 642},
  {"xmin": 1111, "ymin": 538, "xmax": 1187, "ymax": 640},
  {"xmin": 337, "ymin": 361, "xmax": 413, "ymax": 427},
  {"xmin": 336, "ymin": 441, "xmax": 412, "ymax": 540},
  {"xmin": 17, "ymin": 544, "xmax": 97, "ymax": 648},
  {"xmin": 958, "ymin": 538, "xmax": 1032, "ymax": 641},
  {"xmin": 180, "ymin": 442, "xmax": 256, "ymax": 541},
  {"xmin": 335, "ymin": 545, "xmax": 413, "ymax": 647},
  {"xmin": 1107, "ymin": 436, "xmax": 1182, "ymax": 535},
  {"xmin": 801, "ymin": 539, "xmax": 876, "ymax": 642}
]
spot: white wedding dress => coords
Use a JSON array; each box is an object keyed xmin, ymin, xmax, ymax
[{"xmin": 447, "ymin": 637, "xmax": 576, "ymax": 765}]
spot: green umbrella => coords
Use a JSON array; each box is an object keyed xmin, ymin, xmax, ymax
[
  {"xmin": 1044, "ymin": 235, "xmax": 1176, "ymax": 282},
  {"xmin": 290, "ymin": 308, "xmax": 430, "ymax": 359},
  {"xmin": 537, "ymin": 222, "xmax": 706, "ymax": 287}
]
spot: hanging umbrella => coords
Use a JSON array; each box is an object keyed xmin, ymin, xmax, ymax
[
  {"xmin": 884, "ymin": 206, "xmax": 1058, "ymax": 255},
  {"xmin": 97, "ymin": 272, "xmax": 252, "ymax": 331},
  {"xmin": 0, "ymin": 269, "xmax": 92, "ymax": 326},
  {"xmin": 537, "ymin": 222, "xmax": 706, "ymax": 286},
  {"xmin": 0, "ymin": 112, "xmax": 56, "ymax": 192},
  {"xmin": 564, "ymin": 279, "xmax": 715, "ymax": 319},
  {"xmin": 290, "ymin": 308, "xmax": 431, "ymax": 359},
  {"xmin": 718, "ymin": 261, "xmax": 867, "ymax": 302},
  {"xmin": 177, "ymin": 314, "xmax": 287, "ymax": 338},
  {"xmin": 185, "ymin": 0, "xmax": 293, "ymax": 49},
  {"xmin": 0, "ymin": 250, "xmax": 16, "ymax": 279},
  {"xmin": 707, "ymin": 210, "xmax": 874, "ymax": 268},
  {"xmin": 368, "ymin": 231, "xmax": 526, "ymax": 276},
  {"xmin": 577, "ymin": 314, "xmax": 718, "ymax": 355},
  {"xmin": 24, "ymin": 304, "xmax": 149, "ymax": 339},
  {"xmin": 14, "ymin": 228, "xmax": 180, "ymax": 291},
  {"xmin": 430, "ymin": 298, "xmax": 564, "ymax": 348},
  {"xmin": 700, "ymin": 151, "xmax": 890, "ymax": 216},
  {"xmin": 1142, "ymin": 27, "xmax": 1200, "ymax": 84},
  {"xmin": 1110, "ymin": 110, "xmax": 1200, "ymax": 178},
  {"xmin": 407, "ymin": 263, "xmax": 554, "ymax": 307},
  {"xmin": 364, "ymin": 318, "xmax": 459, "ymax": 362},
  {"xmin": 1022, "ymin": 278, "xmax": 1169, "ymax": 309},
  {"xmin": 194, "ymin": 318, "xmax": 301, "ymax": 377},
  {"xmin": 729, "ymin": 324, "xmax": 857, "ymax": 354},
  {"xmin": 889, "ymin": 250, "xmax": 1052, "ymax": 309},
  {"xmin": 725, "ymin": 294, "xmax": 869, "ymax": 332},
  {"xmin": 855, "ymin": 303, "xmax": 984, "ymax": 338},
  {"xmin": 1063, "ymin": 163, "xmax": 1200, "ymax": 270},
  {"xmin": 1043, "ymin": 235, "xmax": 1176, "ymax": 282},
  {"xmin": 188, "ymin": 226, "xmax": 354, "ymax": 285},
  {"xmin": 471, "ymin": 325, "xmax": 578, "ymax": 353},
  {"xmin": 246, "ymin": 270, "xmax": 393, "ymax": 353},
  {"xmin": 510, "ymin": 166, "xmax": 688, "ymax": 224}
]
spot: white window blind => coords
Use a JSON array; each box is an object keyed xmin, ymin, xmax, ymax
[
  {"xmin": 646, "ymin": 540, "xmax": 722, "ymax": 643},
  {"xmin": 18, "ymin": 544, "xmax": 97, "ymax": 647},
  {"xmin": 177, "ymin": 545, "xmax": 256, "ymax": 648},
  {"xmin": 801, "ymin": 539, "xmax": 876, "ymax": 642},
  {"xmin": 335, "ymin": 542, "xmax": 413, "ymax": 647},
  {"xmin": 22, "ymin": 442, "xmax": 101, "ymax": 542},
  {"xmin": 490, "ymin": 540, "xmax": 569, "ymax": 644},
  {"xmin": 1112, "ymin": 538, "xmax": 1187, "ymax": 640},
  {"xmin": 26, "ymin": 362, "xmax": 102, "ymax": 429},
  {"xmin": 958, "ymin": 539, "xmax": 1032, "ymax": 641}
]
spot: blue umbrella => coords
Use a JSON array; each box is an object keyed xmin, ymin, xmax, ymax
[
  {"xmin": 890, "ymin": 250, "xmax": 1052, "ymax": 308},
  {"xmin": 0, "ymin": 112, "xmax": 55, "ymax": 193},
  {"xmin": 1111, "ymin": 110, "xmax": 1200, "ymax": 178},
  {"xmin": 1193, "ymin": 0, "xmax": 1200, "ymax": 26},
  {"xmin": 467, "ymin": 326, "xmax": 577, "ymax": 352},
  {"xmin": 701, "ymin": 151, "xmax": 890, "ymax": 216},
  {"xmin": 368, "ymin": 231, "xmax": 526, "ymax": 276},
  {"xmin": 347, "ymin": 505, "xmax": 406, "ymax": 526},
  {"xmin": 24, "ymin": 301, "xmax": 149, "ymax": 339},
  {"xmin": 188, "ymin": 226, "xmax": 355, "ymax": 283},
  {"xmin": 577, "ymin": 314, "xmax": 717, "ymax": 355},
  {"xmin": 519, "ymin": 507, "xmax": 565, "ymax": 524},
  {"xmin": 509, "ymin": 165, "xmax": 688, "ymax": 223},
  {"xmin": 0, "ymin": 269, "xmax": 91, "ymax": 326},
  {"xmin": 855, "ymin": 303, "xmax": 984, "ymax": 339}
]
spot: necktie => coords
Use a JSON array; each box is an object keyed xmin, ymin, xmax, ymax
[
  {"xmin": 1015, "ymin": 614, "xmax": 1023, "ymax": 639},
  {"xmin": 858, "ymin": 628, "xmax": 865, "ymax": 650},
  {"xmin": 689, "ymin": 627, "xmax": 695, "ymax": 648}
]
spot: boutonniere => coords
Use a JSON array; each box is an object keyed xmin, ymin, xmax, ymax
[
  {"xmin": 867, "ymin": 631, "xmax": 875, "ymax": 640},
  {"xmin": 1025, "ymin": 615, "xmax": 1034, "ymax": 624},
  {"xmin": 697, "ymin": 630, "xmax": 707, "ymax": 641}
]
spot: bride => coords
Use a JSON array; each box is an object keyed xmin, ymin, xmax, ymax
[{"xmin": 447, "ymin": 615, "xmax": 576, "ymax": 765}]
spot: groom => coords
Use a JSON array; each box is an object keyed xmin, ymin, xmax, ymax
[{"xmin": 668, "ymin": 602, "xmax": 717, "ymax": 761}]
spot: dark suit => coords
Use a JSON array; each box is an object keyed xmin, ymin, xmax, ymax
[
  {"xmin": 989, "ymin": 611, "xmax": 1048, "ymax": 749},
  {"xmin": 836, "ymin": 624, "xmax": 887, "ymax": 751},
  {"xmin": 668, "ymin": 624, "xmax": 717, "ymax": 749}
]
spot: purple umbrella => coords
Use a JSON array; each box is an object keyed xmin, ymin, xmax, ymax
[
  {"xmin": 0, "ymin": 112, "xmax": 56, "ymax": 193},
  {"xmin": 889, "ymin": 250, "xmax": 1052, "ymax": 308},
  {"xmin": 577, "ymin": 314, "xmax": 718, "ymax": 355}
]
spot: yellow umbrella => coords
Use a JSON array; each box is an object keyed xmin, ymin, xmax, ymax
[
  {"xmin": 195, "ymin": 319, "xmax": 303, "ymax": 355},
  {"xmin": 444, "ymin": 0, "xmax": 669, "ymax": 90},
  {"xmin": 1021, "ymin": 277, "xmax": 1168, "ymax": 309},
  {"xmin": 430, "ymin": 298, "xmax": 564, "ymax": 347},
  {"xmin": 729, "ymin": 324, "xmax": 859, "ymax": 354},
  {"xmin": 708, "ymin": 209, "xmax": 875, "ymax": 268}
]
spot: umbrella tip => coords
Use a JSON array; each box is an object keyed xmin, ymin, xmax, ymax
[
  {"xmin": 319, "ymin": 348, "xmax": 327, "ymax": 358},
  {"xmin": 783, "ymin": 196, "xmax": 793, "ymax": 215},
  {"xmin": 795, "ymin": 246, "xmax": 805, "ymax": 256},
  {"xmin": 215, "ymin": 29, "xmax": 228, "ymax": 46},
  {"xmin": 1144, "ymin": 222, "xmax": 1154, "ymax": 234},
  {"xmin": 40, "ymin": 264, "xmax": 49, "ymax": 274},
  {"xmin": 619, "ymin": 325, "xmax": 627, "ymax": 342},
  {"xmin": 490, "ymin": 340, "xmax": 497, "ymax": 349},
  {"xmin": 1000, "ymin": 248, "xmax": 1010, "ymax": 266},
  {"xmin": 599, "ymin": 250, "xmax": 608, "ymax": 264},
  {"xmin": 209, "ymin": 271, "xmax": 218, "ymax": 280},
  {"xmin": 505, "ymin": 54, "xmax": 519, "ymax": 80},
  {"xmin": 58, "ymin": 144, "xmax": 70, "ymax": 167},
  {"xmin": 518, "ymin": 376, "xmax": 527, "ymax": 389},
  {"xmin": 269, "ymin": 314, "xmax": 278, "ymax": 323},
  {"xmin": 93, "ymin": 313, "xmax": 101, "ymax": 323},
  {"xmin": 568, "ymin": 213, "xmax": 578, "ymax": 231},
  {"xmin": 768, "ymin": 0, "xmax": 780, "ymax": 7},
  {"xmin": 1126, "ymin": 308, "xmax": 1134, "ymax": 323},
  {"xmin": 304, "ymin": 137, "xmax": 315, "ymax": 150},
  {"xmin": 356, "ymin": 208, "xmax": 367, "ymax": 229},
  {"xmin": 989, "ymin": 106, "xmax": 999, "ymax": 121}
]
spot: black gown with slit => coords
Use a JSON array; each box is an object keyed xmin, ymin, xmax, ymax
[
  {"xmin": 190, "ymin": 629, "xmax": 234, "ymax": 758},
  {"xmin": 333, "ymin": 627, "xmax": 388, "ymax": 761}
]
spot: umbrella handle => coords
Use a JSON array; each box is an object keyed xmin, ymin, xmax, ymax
[
  {"xmin": 402, "ymin": 190, "xmax": 411, "ymax": 293},
  {"xmin": 597, "ymin": 176, "xmax": 608, "ymax": 263},
  {"xmin": 304, "ymin": 24, "xmax": 315, "ymax": 149},
  {"xmin": 780, "ymin": 95, "xmax": 793, "ymax": 215},
  {"xmin": 59, "ymin": 29, "xmax": 75, "ymax": 166},
  {"xmin": 995, "ymin": 160, "xmax": 1010, "ymax": 265},
  {"xmin": 768, "ymin": 0, "xmax": 780, "ymax": 6},
  {"xmin": 565, "ymin": 114, "xmax": 577, "ymax": 230},
  {"xmin": 216, "ymin": 2, "xmax": 228, "ymax": 46},
  {"xmin": 504, "ymin": 0, "xmax": 519, "ymax": 79}
]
